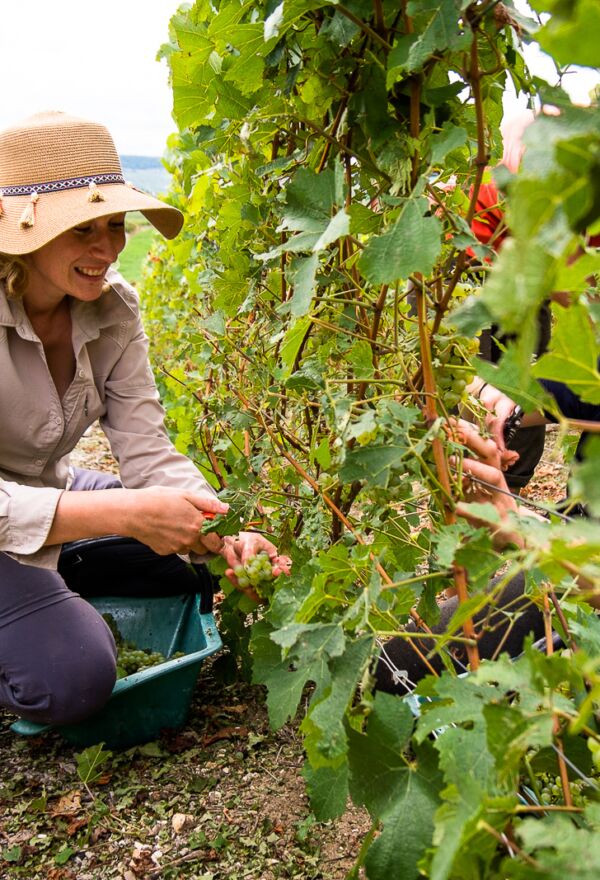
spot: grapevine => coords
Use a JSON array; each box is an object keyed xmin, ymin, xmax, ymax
[{"xmin": 141, "ymin": 1, "xmax": 600, "ymax": 878}]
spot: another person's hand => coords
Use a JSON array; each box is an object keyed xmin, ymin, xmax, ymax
[
  {"xmin": 448, "ymin": 419, "xmax": 539, "ymax": 549},
  {"xmin": 465, "ymin": 379, "xmax": 521, "ymax": 467},
  {"xmin": 220, "ymin": 532, "xmax": 292, "ymax": 601}
]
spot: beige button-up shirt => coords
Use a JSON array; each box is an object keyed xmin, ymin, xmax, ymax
[{"xmin": 0, "ymin": 269, "xmax": 215, "ymax": 569}]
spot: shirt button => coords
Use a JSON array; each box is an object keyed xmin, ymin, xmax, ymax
[{"xmin": 78, "ymin": 369, "xmax": 85, "ymax": 378}]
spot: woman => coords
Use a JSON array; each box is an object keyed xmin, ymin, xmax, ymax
[{"xmin": 0, "ymin": 111, "xmax": 289, "ymax": 726}]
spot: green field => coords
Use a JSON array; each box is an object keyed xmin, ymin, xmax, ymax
[{"xmin": 117, "ymin": 223, "xmax": 158, "ymax": 285}]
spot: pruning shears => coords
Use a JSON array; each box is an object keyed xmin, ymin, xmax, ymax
[{"xmin": 503, "ymin": 405, "xmax": 524, "ymax": 447}]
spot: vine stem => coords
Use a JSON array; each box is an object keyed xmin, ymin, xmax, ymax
[
  {"xmin": 415, "ymin": 280, "xmax": 481, "ymax": 671},
  {"xmin": 430, "ymin": 23, "xmax": 490, "ymax": 335},
  {"xmin": 543, "ymin": 590, "xmax": 573, "ymax": 808},
  {"xmin": 479, "ymin": 821, "xmax": 539, "ymax": 867}
]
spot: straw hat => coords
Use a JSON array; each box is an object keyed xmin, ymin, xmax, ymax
[{"xmin": 0, "ymin": 111, "xmax": 183, "ymax": 255}]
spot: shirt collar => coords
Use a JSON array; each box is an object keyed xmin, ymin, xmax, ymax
[{"xmin": 70, "ymin": 268, "xmax": 138, "ymax": 339}]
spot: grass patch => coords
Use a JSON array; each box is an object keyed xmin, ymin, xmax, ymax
[{"xmin": 118, "ymin": 225, "xmax": 157, "ymax": 285}]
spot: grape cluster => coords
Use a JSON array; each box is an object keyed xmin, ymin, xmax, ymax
[
  {"xmin": 233, "ymin": 551, "xmax": 276, "ymax": 599},
  {"xmin": 534, "ymin": 770, "xmax": 600, "ymax": 808},
  {"xmin": 432, "ymin": 329, "xmax": 478, "ymax": 410},
  {"xmin": 116, "ymin": 643, "xmax": 169, "ymax": 678},
  {"xmin": 102, "ymin": 613, "xmax": 185, "ymax": 679}
]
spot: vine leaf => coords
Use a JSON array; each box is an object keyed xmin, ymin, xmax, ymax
[
  {"xmin": 388, "ymin": 0, "xmax": 472, "ymax": 76},
  {"xmin": 303, "ymin": 761, "xmax": 349, "ymax": 821},
  {"xmin": 281, "ymin": 167, "xmax": 338, "ymax": 233},
  {"xmin": 532, "ymin": 302, "xmax": 600, "ymax": 404},
  {"xmin": 359, "ymin": 199, "xmax": 442, "ymax": 284},
  {"xmin": 531, "ymin": 0, "xmax": 600, "ymax": 68}
]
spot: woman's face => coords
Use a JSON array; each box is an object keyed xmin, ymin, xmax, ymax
[{"xmin": 22, "ymin": 213, "xmax": 127, "ymax": 306}]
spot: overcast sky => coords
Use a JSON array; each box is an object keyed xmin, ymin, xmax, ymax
[
  {"xmin": 0, "ymin": 1, "xmax": 597, "ymax": 157},
  {"xmin": 0, "ymin": 0, "xmax": 180, "ymax": 155}
]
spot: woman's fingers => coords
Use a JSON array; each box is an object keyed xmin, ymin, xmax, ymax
[
  {"xmin": 186, "ymin": 492, "xmax": 229, "ymax": 516},
  {"xmin": 219, "ymin": 533, "xmax": 292, "ymax": 598},
  {"xmin": 447, "ymin": 418, "xmax": 503, "ymax": 468}
]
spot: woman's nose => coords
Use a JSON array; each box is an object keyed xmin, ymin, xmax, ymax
[{"xmin": 90, "ymin": 228, "xmax": 125, "ymax": 262}]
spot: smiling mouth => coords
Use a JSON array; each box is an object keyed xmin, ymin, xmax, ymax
[{"xmin": 76, "ymin": 267, "xmax": 106, "ymax": 278}]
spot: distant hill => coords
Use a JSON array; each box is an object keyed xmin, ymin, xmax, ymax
[{"xmin": 120, "ymin": 155, "xmax": 171, "ymax": 196}]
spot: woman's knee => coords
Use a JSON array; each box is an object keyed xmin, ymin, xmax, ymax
[{"xmin": 1, "ymin": 601, "xmax": 117, "ymax": 726}]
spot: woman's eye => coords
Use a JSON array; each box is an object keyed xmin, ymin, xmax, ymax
[{"xmin": 73, "ymin": 225, "xmax": 92, "ymax": 235}]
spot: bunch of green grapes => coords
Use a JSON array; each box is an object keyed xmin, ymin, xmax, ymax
[
  {"xmin": 432, "ymin": 329, "xmax": 479, "ymax": 410},
  {"xmin": 233, "ymin": 551, "xmax": 276, "ymax": 599},
  {"xmin": 116, "ymin": 642, "xmax": 167, "ymax": 678},
  {"xmin": 103, "ymin": 613, "xmax": 185, "ymax": 678},
  {"xmin": 535, "ymin": 771, "xmax": 597, "ymax": 807}
]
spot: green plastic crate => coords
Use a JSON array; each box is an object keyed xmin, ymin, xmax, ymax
[{"xmin": 11, "ymin": 593, "xmax": 222, "ymax": 750}]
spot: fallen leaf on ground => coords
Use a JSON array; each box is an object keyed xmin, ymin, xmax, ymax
[
  {"xmin": 202, "ymin": 725, "xmax": 249, "ymax": 746},
  {"xmin": 49, "ymin": 791, "xmax": 82, "ymax": 817}
]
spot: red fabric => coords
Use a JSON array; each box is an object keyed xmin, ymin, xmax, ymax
[
  {"xmin": 468, "ymin": 180, "xmax": 507, "ymax": 258},
  {"xmin": 469, "ymin": 180, "xmax": 599, "ymax": 256}
]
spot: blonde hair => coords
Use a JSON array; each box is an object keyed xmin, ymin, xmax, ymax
[{"xmin": 0, "ymin": 253, "xmax": 28, "ymax": 298}]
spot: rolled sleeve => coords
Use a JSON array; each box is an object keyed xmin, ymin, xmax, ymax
[{"xmin": 0, "ymin": 481, "xmax": 64, "ymax": 567}]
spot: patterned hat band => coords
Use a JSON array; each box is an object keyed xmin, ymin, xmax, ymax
[{"xmin": 0, "ymin": 172, "xmax": 125, "ymax": 197}]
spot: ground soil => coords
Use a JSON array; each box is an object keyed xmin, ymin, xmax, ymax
[{"xmin": 0, "ymin": 424, "xmax": 569, "ymax": 879}]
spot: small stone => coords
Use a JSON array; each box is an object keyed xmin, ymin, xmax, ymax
[{"xmin": 171, "ymin": 812, "xmax": 194, "ymax": 834}]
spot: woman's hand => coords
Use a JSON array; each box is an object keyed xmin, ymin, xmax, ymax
[
  {"xmin": 122, "ymin": 486, "xmax": 229, "ymax": 556},
  {"xmin": 220, "ymin": 532, "xmax": 292, "ymax": 602}
]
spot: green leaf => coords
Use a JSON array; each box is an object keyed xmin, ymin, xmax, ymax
[
  {"xmin": 391, "ymin": 0, "xmax": 472, "ymax": 74},
  {"xmin": 510, "ymin": 813, "xmax": 600, "ymax": 879},
  {"xmin": 302, "ymin": 636, "xmax": 374, "ymax": 764},
  {"xmin": 364, "ymin": 746, "xmax": 440, "ymax": 880},
  {"xmin": 303, "ymin": 761, "xmax": 349, "ymax": 821},
  {"xmin": 2, "ymin": 845, "xmax": 22, "ymax": 863},
  {"xmin": 339, "ymin": 444, "xmax": 409, "ymax": 486},
  {"xmin": 532, "ymin": 303, "xmax": 600, "ymax": 404},
  {"xmin": 478, "ymin": 238, "xmax": 557, "ymax": 334},
  {"xmin": 531, "ymin": 0, "xmax": 600, "ymax": 68},
  {"xmin": 359, "ymin": 199, "xmax": 442, "ymax": 284},
  {"xmin": 312, "ymin": 209, "xmax": 350, "ymax": 252},
  {"xmin": 281, "ymin": 168, "xmax": 338, "ymax": 233},
  {"xmin": 279, "ymin": 316, "xmax": 311, "ymax": 376},
  {"xmin": 75, "ymin": 743, "xmax": 113, "ymax": 786},
  {"xmin": 251, "ymin": 619, "xmax": 332, "ymax": 729},
  {"xmin": 54, "ymin": 846, "xmax": 75, "ymax": 866},
  {"xmin": 430, "ymin": 123, "xmax": 468, "ymax": 165},
  {"xmin": 348, "ymin": 692, "xmax": 416, "ymax": 815},
  {"xmin": 286, "ymin": 254, "xmax": 319, "ymax": 316}
]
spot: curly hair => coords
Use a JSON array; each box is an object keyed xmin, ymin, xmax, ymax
[{"xmin": 0, "ymin": 253, "xmax": 28, "ymax": 299}]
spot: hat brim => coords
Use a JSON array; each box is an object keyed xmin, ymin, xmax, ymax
[{"xmin": 0, "ymin": 183, "xmax": 184, "ymax": 255}]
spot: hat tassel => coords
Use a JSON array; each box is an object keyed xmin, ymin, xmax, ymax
[
  {"xmin": 88, "ymin": 180, "xmax": 105, "ymax": 203},
  {"xmin": 19, "ymin": 191, "xmax": 39, "ymax": 228}
]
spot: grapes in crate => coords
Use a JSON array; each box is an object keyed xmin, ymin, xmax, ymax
[{"xmin": 102, "ymin": 613, "xmax": 184, "ymax": 678}]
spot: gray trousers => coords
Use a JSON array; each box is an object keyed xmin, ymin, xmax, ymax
[{"xmin": 0, "ymin": 470, "xmax": 121, "ymax": 726}]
